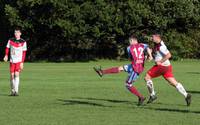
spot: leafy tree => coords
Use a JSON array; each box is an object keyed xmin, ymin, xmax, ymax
[{"xmin": 1, "ymin": 0, "xmax": 200, "ymax": 61}]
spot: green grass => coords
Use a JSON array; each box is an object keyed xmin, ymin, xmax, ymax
[{"xmin": 0, "ymin": 60, "xmax": 199, "ymax": 125}]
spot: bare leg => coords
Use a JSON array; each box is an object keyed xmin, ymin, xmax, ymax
[
  {"xmin": 165, "ymin": 77, "xmax": 191, "ymax": 106},
  {"xmin": 165, "ymin": 77, "xmax": 187, "ymax": 97}
]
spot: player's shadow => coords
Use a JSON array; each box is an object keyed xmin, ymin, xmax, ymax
[
  {"xmin": 57, "ymin": 99, "xmax": 112, "ymax": 107},
  {"xmin": 0, "ymin": 93, "xmax": 10, "ymax": 96},
  {"xmin": 144, "ymin": 107, "xmax": 200, "ymax": 114},
  {"xmin": 186, "ymin": 72, "xmax": 200, "ymax": 74},
  {"xmin": 150, "ymin": 102, "xmax": 185, "ymax": 107},
  {"xmin": 58, "ymin": 97, "xmax": 138, "ymax": 108},
  {"xmin": 73, "ymin": 97, "xmax": 135, "ymax": 105},
  {"xmin": 187, "ymin": 90, "xmax": 200, "ymax": 94}
]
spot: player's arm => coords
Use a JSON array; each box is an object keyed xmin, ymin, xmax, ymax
[
  {"xmin": 4, "ymin": 40, "xmax": 10, "ymax": 62},
  {"xmin": 20, "ymin": 42, "xmax": 27, "ymax": 70},
  {"xmin": 20, "ymin": 51, "xmax": 26, "ymax": 70},
  {"xmin": 156, "ymin": 46, "xmax": 171, "ymax": 65},
  {"xmin": 146, "ymin": 47, "xmax": 153, "ymax": 61},
  {"xmin": 127, "ymin": 46, "xmax": 132, "ymax": 61},
  {"xmin": 3, "ymin": 47, "xmax": 9, "ymax": 62},
  {"xmin": 143, "ymin": 44, "xmax": 153, "ymax": 61},
  {"xmin": 22, "ymin": 51, "xmax": 26, "ymax": 63},
  {"xmin": 157, "ymin": 52, "xmax": 171, "ymax": 65}
]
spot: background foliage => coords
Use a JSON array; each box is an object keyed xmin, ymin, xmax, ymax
[{"xmin": 0, "ymin": 0, "xmax": 200, "ymax": 61}]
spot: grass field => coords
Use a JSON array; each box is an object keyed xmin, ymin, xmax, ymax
[{"xmin": 0, "ymin": 60, "xmax": 199, "ymax": 125}]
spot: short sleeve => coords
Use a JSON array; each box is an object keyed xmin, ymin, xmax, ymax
[
  {"xmin": 23, "ymin": 42, "xmax": 27, "ymax": 51},
  {"xmin": 6, "ymin": 40, "xmax": 10, "ymax": 48},
  {"xmin": 160, "ymin": 45, "xmax": 169, "ymax": 55}
]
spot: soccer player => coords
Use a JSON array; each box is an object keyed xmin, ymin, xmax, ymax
[
  {"xmin": 144, "ymin": 32, "xmax": 192, "ymax": 106},
  {"xmin": 3, "ymin": 27, "xmax": 27, "ymax": 96},
  {"xmin": 94, "ymin": 35, "xmax": 153, "ymax": 106}
]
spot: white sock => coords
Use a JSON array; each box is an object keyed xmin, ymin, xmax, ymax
[
  {"xmin": 176, "ymin": 83, "xmax": 187, "ymax": 98},
  {"xmin": 14, "ymin": 76, "xmax": 20, "ymax": 93},
  {"xmin": 146, "ymin": 80, "xmax": 156, "ymax": 96},
  {"xmin": 11, "ymin": 78, "xmax": 15, "ymax": 93}
]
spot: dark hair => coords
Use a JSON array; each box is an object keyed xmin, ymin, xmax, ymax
[
  {"xmin": 129, "ymin": 34, "xmax": 138, "ymax": 40},
  {"xmin": 14, "ymin": 26, "xmax": 22, "ymax": 32},
  {"xmin": 152, "ymin": 30, "xmax": 162, "ymax": 36}
]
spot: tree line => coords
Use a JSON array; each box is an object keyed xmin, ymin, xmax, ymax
[{"xmin": 0, "ymin": 0, "xmax": 200, "ymax": 61}]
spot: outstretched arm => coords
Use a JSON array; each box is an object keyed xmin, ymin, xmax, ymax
[{"xmin": 147, "ymin": 47, "xmax": 153, "ymax": 61}]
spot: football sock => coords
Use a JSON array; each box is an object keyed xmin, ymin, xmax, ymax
[
  {"xmin": 10, "ymin": 79, "xmax": 15, "ymax": 93},
  {"xmin": 14, "ymin": 76, "xmax": 20, "ymax": 93},
  {"xmin": 146, "ymin": 80, "xmax": 156, "ymax": 96},
  {"xmin": 11, "ymin": 78, "xmax": 15, "ymax": 93},
  {"xmin": 102, "ymin": 67, "xmax": 120, "ymax": 74},
  {"xmin": 176, "ymin": 83, "xmax": 187, "ymax": 98},
  {"xmin": 127, "ymin": 86, "xmax": 144, "ymax": 98}
]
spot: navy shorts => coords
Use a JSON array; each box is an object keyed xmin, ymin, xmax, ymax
[{"xmin": 123, "ymin": 64, "xmax": 139, "ymax": 85}]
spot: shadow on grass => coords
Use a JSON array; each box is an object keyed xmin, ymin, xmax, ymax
[
  {"xmin": 144, "ymin": 107, "xmax": 200, "ymax": 114},
  {"xmin": 152, "ymin": 102, "xmax": 185, "ymax": 107},
  {"xmin": 74, "ymin": 97, "xmax": 134, "ymax": 104},
  {"xmin": 58, "ymin": 98, "xmax": 200, "ymax": 114},
  {"xmin": 186, "ymin": 72, "xmax": 200, "ymax": 74},
  {"xmin": 0, "ymin": 93, "xmax": 10, "ymax": 96},
  {"xmin": 187, "ymin": 90, "xmax": 200, "ymax": 94},
  {"xmin": 57, "ymin": 99, "xmax": 112, "ymax": 107},
  {"xmin": 58, "ymin": 97, "xmax": 138, "ymax": 108}
]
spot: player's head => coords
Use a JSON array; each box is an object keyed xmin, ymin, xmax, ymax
[
  {"xmin": 129, "ymin": 34, "xmax": 138, "ymax": 45},
  {"xmin": 14, "ymin": 27, "xmax": 22, "ymax": 39},
  {"xmin": 152, "ymin": 32, "xmax": 161, "ymax": 44}
]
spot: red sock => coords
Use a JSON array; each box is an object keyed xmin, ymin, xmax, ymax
[
  {"xmin": 127, "ymin": 86, "xmax": 143, "ymax": 98},
  {"xmin": 102, "ymin": 67, "xmax": 120, "ymax": 74}
]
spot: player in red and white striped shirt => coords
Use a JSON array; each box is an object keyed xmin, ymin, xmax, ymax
[
  {"xmin": 144, "ymin": 33, "xmax": 191, "ymax": 106},
  {"xmin": 4, "ymin": 27, "xmax": 27, "ymax": 96}
]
